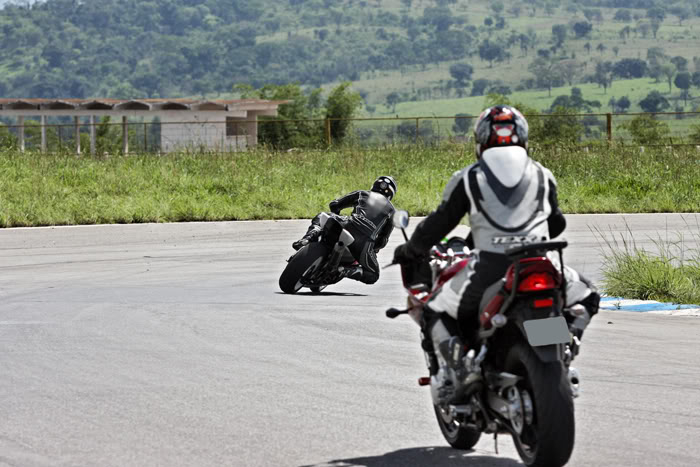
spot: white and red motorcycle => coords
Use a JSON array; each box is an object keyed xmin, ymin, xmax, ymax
[{"xmin": 388, "ymin": 211, "xmax": 586, "ymax": 467}]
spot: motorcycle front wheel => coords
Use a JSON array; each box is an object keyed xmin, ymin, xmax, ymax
[
  {"xmin": 505, "ymin": 342, "xmax": 575, "ymax": 467},
  {"xmin": 278, "ymin": 243, "xmax": 329, "ymax": 294}
]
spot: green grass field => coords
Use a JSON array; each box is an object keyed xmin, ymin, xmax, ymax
[
  {"xmin": 2, "ymin": 143, "xmax": 700, "ymax": 228},
  {"xmin": 369, "ymin": 78, "xmax": 693, "ymax": 116}
]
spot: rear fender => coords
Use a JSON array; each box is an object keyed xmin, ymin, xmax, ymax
[{"xmin": 510, "ymin": 313, "xmax": 567, "ymax": 363}]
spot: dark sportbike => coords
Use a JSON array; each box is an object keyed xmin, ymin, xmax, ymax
[
  {"xmin": 387, "ymin": 212, "xmax": 584, "ymax": 467},
  {"xmin": 279, "ymin": 213, "xmax": 359, "ymax": 294}
]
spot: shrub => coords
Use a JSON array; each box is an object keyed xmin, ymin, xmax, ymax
[{"xmin": 619, "ymin": 114, "xmax": 670, "ymax": 144}]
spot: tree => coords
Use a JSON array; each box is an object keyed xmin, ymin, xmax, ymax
[
  {"xmin": 612, "ymin": 46, "xmax": 619, "ymax": 57},
  {"xmin": 596, "ymin": 43, "xmax": 606, "ymax": 55},
  {"xmin": 674, "ymin": 72, "xmax": 691, "ymax": 105},
  {"xmin": 449, "ymin": 63, "xmax": 474, "ymax": 87},
  {"xmin": 650, "ymin": 18, "xmax": 662, "ymax": 39},
  {"xmin": 612, "ymin": 58, "xmax": 647, "ymax": 79},
  {"xmin": 557, "ymin": 59, "xmax": 583, "ymax": 86},
  {"xmin": 551, "ymin": 87, "xmax": 600, "ymax": 112},
  {"xmin": 452, "ymin": 113, "xmax": 471, "ymax": 135},
  {"xmin": 614, "ymin": 9, "xmax": 632, "ymax": 22},
  {"xmin": 637, "ymin": 21, "xmax": 651, "ymax": 38},
  {"xmin": 386, "ymin": 92, "xmax": 400, "ymax": 113},
  {"xmin": 528, "ymin": 57, "xmax": 563, "ymax": 97},
  {"xmin": 619, "ymin": 25, "xmax": 631, "ymax": 40},
  {"xmin": 669, "ymin": 6, "xmax": 691, "ymax": 26},
  {"xmin": 234, "ymin": 83, "xmax": 324, "ymax": 149},
  {"xmin": 647, "ymin": 7, "xmax": 666, "ymax": 23},
  {"xmin": 692, "ymin": 71, "xmax": 700, "ymax": 88},
  {"xmin": 583, "ymin": 9, "xmax": 602, "ymax": 23},
  {"xmin": 490, "ymin": 1, "xmax": 505, "ymax": 17},
  {"xmin": 518, "ymin": 33, "xmax": 531, "ymax": 56},
  {"xmin": 593, "ymin": 61, "xmax": 614, "ymax": 94},
  {"xmin": 572, "ymin": 21, "xmax": 592, "ymax": 38},
  {"xmin": 478, "ymin": 40, "xmax": 506, "ymax": 67},
  {"xmin": 659, "ymin": 64, "xmax": 676, "ymax": 92},
  {"xmin": 471, "ymin": 79, "xmax": 490, "ymax": 96},
  {"xmin": 551, "ymin": 24, "xmax": 567, "ymax": 48},
  {"xmin": 616, "ymin": 96, "xmax": 631, "ymax": 113},
  {"xmin": 584, "ymin": 42, "xmax": 591, "ymax": 54},
  {"xmin": 639, "ymin": 90, "xmax": 670, "ymax": 113},
  {"xmin": 326, "ymin": 82, "xmax": 363, "ymax": 144},
  {"xmin": 670, "ymin": 56, "xmax": 688, "ymax": 72},
  {"xmin": 422, "ymin": 6, "xmax": 453, "ymax": 32}
]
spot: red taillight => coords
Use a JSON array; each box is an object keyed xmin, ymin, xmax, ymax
[
  {"xmin": 518, "ymin": 272, "xmax": 557, "ymax": 292},
  {"xmin": 533, "ymin": 297, "xmax": 554, "ymax": 308},
  {"xmin": 505, "ymin": 257, "xmax": 562, "ymax": 292}
]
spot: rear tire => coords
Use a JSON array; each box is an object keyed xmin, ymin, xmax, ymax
[
  {"xmin": 433, "ymin": 405, "xmax": 481, "ymax": 450},
  {"xmin": 279, "ymin": 243, "xmax": 329, "ymax": 294},
  {"xmin": 506, "ymin": 342, "xmax": 575, "ymax": 467}
]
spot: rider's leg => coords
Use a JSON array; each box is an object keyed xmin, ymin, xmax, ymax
[
  {"xmin": 292, "ymin": 213, "xmax": 324, "ymax": 250},
  {"xmin": 425, "ymin": 252, "xmax": 511, "ymax": 404},
  {"xmin": 342, "ymin": 239, "xmax": 380, "ymax": 284}
]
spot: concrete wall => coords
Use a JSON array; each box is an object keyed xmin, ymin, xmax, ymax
[{"xmin": 159, "ymin": 111, "xmax": 248, "ymax": 153}]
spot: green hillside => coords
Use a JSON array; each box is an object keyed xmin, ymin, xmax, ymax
[{"xmin": 0, "ymin": 0, "xmax": 699, "ymax": 117}]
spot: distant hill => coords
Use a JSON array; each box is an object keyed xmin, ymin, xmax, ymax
[{"xmin": 0, "ymin": 0, "xmax": 699, "ymax": 115}]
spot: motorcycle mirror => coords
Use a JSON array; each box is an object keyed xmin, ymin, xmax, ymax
[{"xmin": 392, "ymin": 210, "xmax": 410, "ymax": 229}]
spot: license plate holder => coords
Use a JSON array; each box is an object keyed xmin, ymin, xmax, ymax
[{"xmin": 523, "ymin": 316, "xmax": 570, "ymax": 347}]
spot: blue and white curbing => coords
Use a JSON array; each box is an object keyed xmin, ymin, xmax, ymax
[{"xmin": 600, "ymin": 296, "xmax": 700, "ymax": 316}]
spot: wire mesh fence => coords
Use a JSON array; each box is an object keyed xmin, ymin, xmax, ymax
[{"xmin": 1, "ymin": 112, "xmax": 700, "ymax": 154}]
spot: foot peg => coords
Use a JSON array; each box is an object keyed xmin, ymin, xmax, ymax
[{"xmin": 569, "ymin": 367, "xmax": 581, "ymax": 398}]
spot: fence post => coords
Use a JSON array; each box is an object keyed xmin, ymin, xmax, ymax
[
  {"xmin": 74, "ymin": 116, "xmax": 81, "ymax": 155},
  {"xmin": 90, "ymin": 116, "xmax": 96, "ymax": 156},
  {"xmin": 18, "ymin": 116, "xmax": 25, "ymax": 152},
  {"xmin": 40, "ymin": 115, "xmax": 47, "ymax": 153},
  {"xmin": 325, "ymin": 118, "xmax": 332, "ymax": 146},
  {"xmin": 606, "ymin": 113, "xmax": 612, "ymax": 143},
  {"xmin": 122, "ymin": 116, "xmax": 129, "ymax": 154},
  {"xmin": 415, "ymin": 118, "xmax": 420, "ymax": 144},
  {"xmin": 144, "ymin": 122, "xmax": 148, "ymax": 152}
]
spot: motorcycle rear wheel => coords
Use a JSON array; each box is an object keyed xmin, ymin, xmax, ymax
[
  {"xmin": 279, "ymin": 243, "xmax": 329, "ymax": 294},
  {"xmin": 505, "ymin": 342, "xmax": 575, "ymax": 467},
  {"xmin": 433, "ymin": 405, "xmax": 481, "ymax": 450}
]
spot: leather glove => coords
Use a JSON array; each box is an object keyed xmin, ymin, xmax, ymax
[
  {"xmin": 329, "ymin": 201, "xmax": 341, "ymax": 214},
  {"xmin": 393, "ymin": 243, "xmax": 416, "ymax": 265}
]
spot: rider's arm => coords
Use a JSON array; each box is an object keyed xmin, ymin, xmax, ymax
[
  {"xmin": 546, "ymin": 178, "xmax": 566, "ymax": 238},
  {"xmin": 329, "ymin": 191, "xmax": 361, "ymax": 214},
  {"xmin": 375, "ymin": 218, "xmax": 394, "ymax": 251},
  {"xmin": 405, "ymin": 173, "xmax": 471, "ymax": 258}
]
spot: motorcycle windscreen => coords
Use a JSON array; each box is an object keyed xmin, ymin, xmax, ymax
[{"xmin": 522, "ymin": 316, "xmax": 570, "ymax": 347}]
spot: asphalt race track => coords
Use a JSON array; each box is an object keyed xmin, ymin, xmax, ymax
[{"xmin": 2, "ymin": 214, "xmax": 700, "ymax": 467}]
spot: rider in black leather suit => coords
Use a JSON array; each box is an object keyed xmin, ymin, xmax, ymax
[{"xmin": 293, "ymin": 176, "xmax": 397, "ymax": 284}]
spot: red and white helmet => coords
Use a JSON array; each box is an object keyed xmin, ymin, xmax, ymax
[{"xmin": 473, "ymin": 105, "xmax": 529, "ymax": 158}]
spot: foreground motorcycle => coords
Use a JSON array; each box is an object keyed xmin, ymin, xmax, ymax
[
  {"xmin": 387, "ymin": 211, "xmax": 584, "ymax": 467},
  {"xmin": 279, "ymin": 213, "xmax": 358, "ymax": 294}
]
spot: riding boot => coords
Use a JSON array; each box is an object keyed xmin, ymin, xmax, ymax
[
  {"xmin": 338, "ymin": 265, "xmax": 364, "ymax": 282},
  {"xmin": 292, "ymin": 226, "xmax": 321, "ymax": 250}
]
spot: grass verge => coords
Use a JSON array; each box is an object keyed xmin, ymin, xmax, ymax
[
  {"xmin": 1, "ymin": 143, "xmax": 700, "ymax": 228},
  {"xmin": 598, "ymin": 222, "xmax": 700, "ymax": 305}
]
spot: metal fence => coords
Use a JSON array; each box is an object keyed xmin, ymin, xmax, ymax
[{"xmin": 1, "ymin": 111, "xmax": 699, "ymax": 154}]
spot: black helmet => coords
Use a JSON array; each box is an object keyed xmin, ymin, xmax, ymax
[
  {"xmin": 371, "ymin": 175, "xmax": 397, "ymax": 200},
  {"xmin": 473, "ymin": 105, "xmax": 529, "ymax": 158}
]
